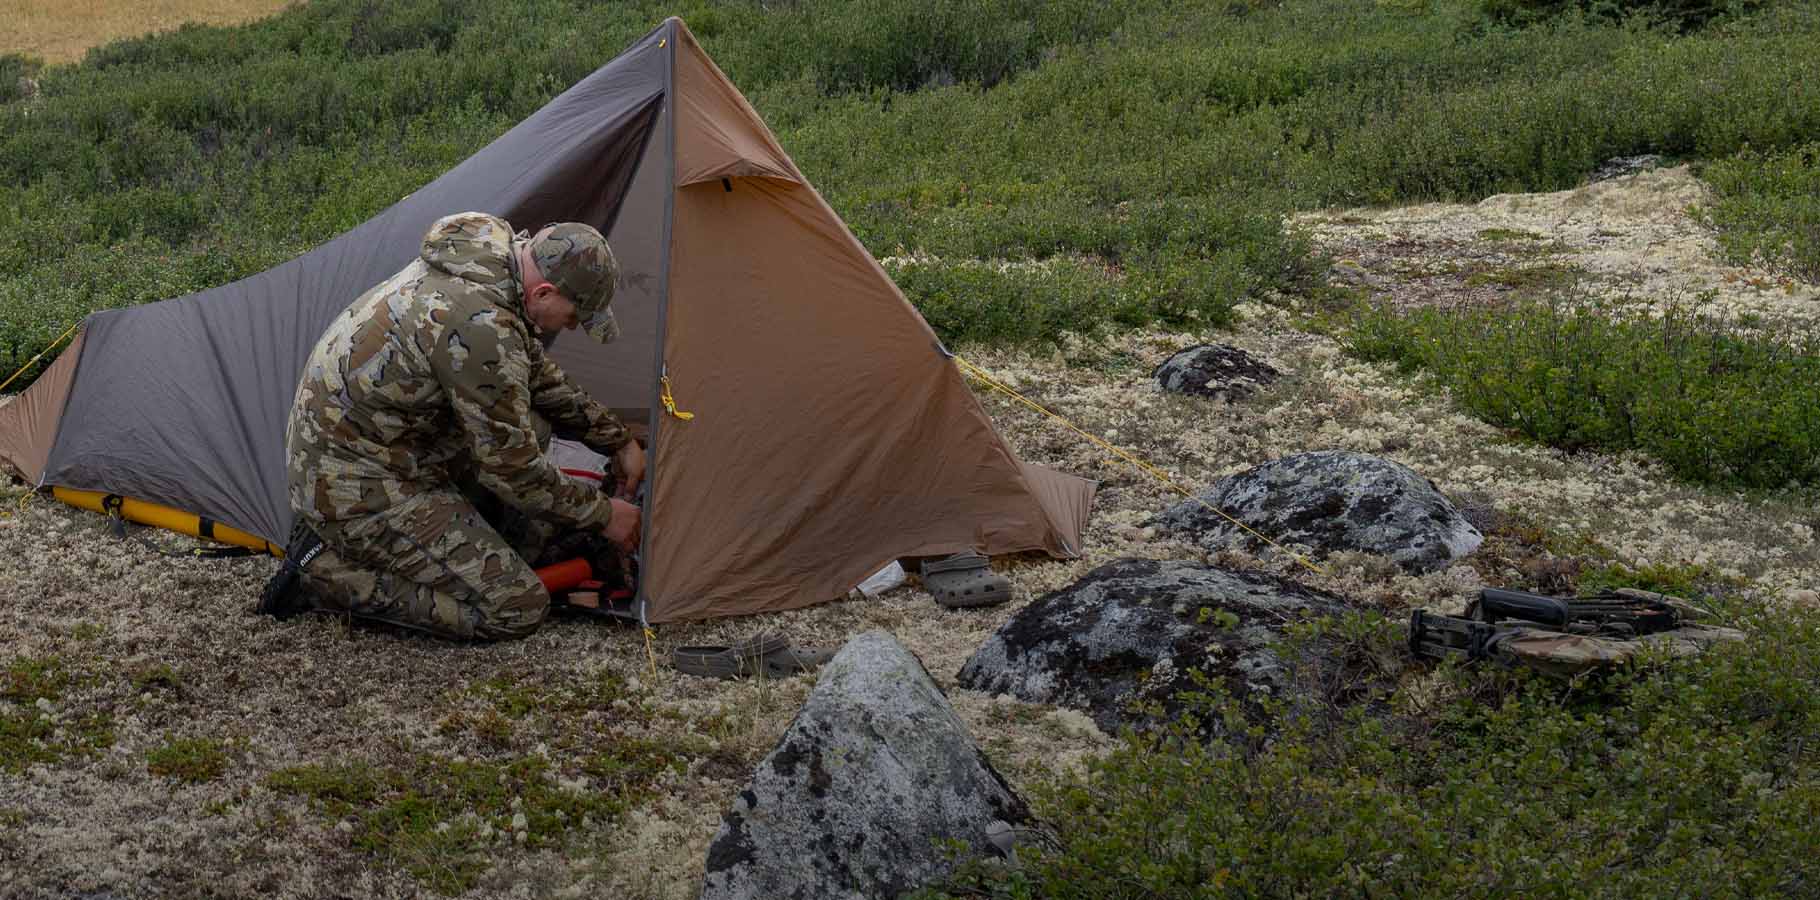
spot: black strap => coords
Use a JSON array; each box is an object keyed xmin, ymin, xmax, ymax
[
  {"xmin": 99, "ymin": 496, "xmax": 260, "ymax": 560},
  {"xmin": 101, "ymin": 495, "xmax": 127, "ymax": 540}
]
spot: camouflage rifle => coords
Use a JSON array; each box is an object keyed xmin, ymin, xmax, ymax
[
  {"xmin": 1410, "ymin": 587, "xmax": 1709, "ymax": 668},
  {"xmin": 1470, "ymin": 587, "xmax": 1683, "ymax": 637}
]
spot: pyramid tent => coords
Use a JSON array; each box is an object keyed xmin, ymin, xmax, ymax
[{"xmin": 0, "ymin": 18, "xmax": 1094, "ymax": 623}]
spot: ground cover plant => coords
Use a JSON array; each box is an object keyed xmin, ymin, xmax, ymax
[
  {"xmin": 1346, "ymin": 297, "xmax": 1820, "ymax": 489},
  {"xmin": 1698, "ymin": 143, "xmax": 1820, "ymax": 280},
  {"xmin": 8, "ymin": 0, "xmax": 1820, "ymax": 896},
  {"xmin": 931, "ymin": 602, "xmax": 1820, "ymax": 898}
]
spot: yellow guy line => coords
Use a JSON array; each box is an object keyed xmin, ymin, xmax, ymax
[
  {"xmin": 660, "ymin": 376, "xmax": 694, "ymax": 421},
  {"xmin": 953, "ymin": 356, "xmax": 1327, "ymax": 578},
  {"xmin": 0, "ymin": 320, "xmax": 80, "ymax": 394},
  {"xmin": 2, "ymin": 489, "xmax": 31, "ymax": 520}
]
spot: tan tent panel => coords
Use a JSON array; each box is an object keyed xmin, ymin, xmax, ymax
[
  {"xmin": 1020, "ymin": 461, "xmax": 1096, "ymax": 549},
  {"xmin": 653, "ymin": 174, "xmax": 1085, "ymax": 620},
  {"xmin": 646, "ymin": 22, "xmax": 1088, "ymax": 621},
  {"xmin": 0, "ymin": 330, "xmax": 86, "ymax": 484},
  {"xmin": 3, "ymin": 18, "xmax": 1094, "ymax": 625},
  {"xmin": 673, "ymin": 27, "xmax": 798, "ymax": 187}
]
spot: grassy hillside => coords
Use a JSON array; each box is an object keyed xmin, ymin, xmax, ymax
[{"xmin": 5, "ymin": 0, "xmax": 1820, "ymax": 379}]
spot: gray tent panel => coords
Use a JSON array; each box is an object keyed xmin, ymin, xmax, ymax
[
  {"xmin": 40, "ymin": 24, "xmax": 674, "ymax": 544},
  {"xmin": 550, "ymin": 65, "xmax": 672, "ymax": 417}
]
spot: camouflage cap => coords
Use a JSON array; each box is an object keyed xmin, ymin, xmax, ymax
[{"xmin": 529, "ymin": 223, "xmax": 620, "ymax": 344}]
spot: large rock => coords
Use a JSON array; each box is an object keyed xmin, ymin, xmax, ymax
[
  {"xmin": 957, "ymin": 558, "xmax": 1351, "ymax": 736},
  {"xmin": 701, "ymin": 631, "xmax": 1028, "ymax": 900},
  {"xmin": 1152, "ymin": 450, "xmax": 1482, "ymax": 573},
  {"xmin": 1153, "ymin": 344, "xmax": 1280, "ymax": 402}
]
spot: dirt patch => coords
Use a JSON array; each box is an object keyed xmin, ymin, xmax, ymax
[{"xmin": 4, "ymin": 0, "xmax": 293, "ymax": 65}]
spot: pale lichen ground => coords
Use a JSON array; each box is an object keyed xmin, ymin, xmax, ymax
[
  {"xmin": 5, "ymin": 169, "xmax": 1820, "ymax": 899},
  {"xmin": 1301, "ymin": 165, "xmax": 1820, "ymax": 331}
]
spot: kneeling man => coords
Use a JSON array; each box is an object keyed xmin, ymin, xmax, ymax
[{"xmin": 270, "ymin": 212, "xmax": 642, "ymax": 640}]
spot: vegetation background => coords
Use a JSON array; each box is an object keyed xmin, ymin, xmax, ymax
[{"xmin": 5, "ymin": 0, "xmax": 1820, "ymax": 895}]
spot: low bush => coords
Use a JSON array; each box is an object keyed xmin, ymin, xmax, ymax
[
  {"xmin": 1347, "ymin": 297, "xmax": 1820, "ymax": 488},
  {"xmin": 0, "ymin": 53, "xmax": 39, "ymax": 104},
  {"xmin": 5, "ymin": 0, "xmax": 1820, "ymax": 384},
  {"xmin": 1698, "ymin": 142, "xmax": 1820, "ymax": 281},
  {"xmin": 1483, "ymin": 0, "xmax": 1768, "ymax": 31},
  {"xmin": 931, "ymin": 604, "xmax": 1820, "ymax": 897}
]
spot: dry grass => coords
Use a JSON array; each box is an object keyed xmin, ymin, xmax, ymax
[
  {"xmin": 1, "ymin": 0, "xmax": 295, "ymax": 64},
  {"xmin": 5, "ymin": 172, "xmax": 1820, "ymax": 898}
]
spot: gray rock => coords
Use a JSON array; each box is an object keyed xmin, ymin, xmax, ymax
[
  {"xmin": 1589, "ymin": 154, "xmax": 1663, "ymax": 183},
  {"xmin": 957, "ymin": 558, "xmax": 1352, "ymax": 735},
  {"xmin": 701, "ymin": 631, "xmax": 1029, "ymax": 900},
  {"xmin": 1329, "ymin": 258, "xmax": 1390, "ymax": 292},
  {"xmin": 1152, "ymin": 450, "xmax": 1482, "ymax": 573},
  {"xmin": 1153, "ymin": 344, "xmax": 1281, "ymax": 402}
]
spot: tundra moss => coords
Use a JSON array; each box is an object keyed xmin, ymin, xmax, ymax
[
  {"xmin": 145, "ymin": 734, "xmax": 231, "ymax": 783},
  {"xmin": 2, "ymin": 654, "xmax": 69, "ymax": 703},
  {"xmin": 269, "ymin": 752, "xmax": 661, "ymax": 895}
]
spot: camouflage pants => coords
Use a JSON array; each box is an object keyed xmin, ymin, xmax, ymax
[{"xmin": 299, "ymin": 490, "xmax": 549, "ymax": 641}]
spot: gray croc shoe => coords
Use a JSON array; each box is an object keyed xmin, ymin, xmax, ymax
[
  {"xmin": 757, "ymin": 644, "xmax": 836, "ymax": 678},
  {"xmin": 921, "ymin": 552, "xmax": 1012, "ymax": 608},
  {"xmin": 672, "ymin": 631, "xmax": 792, "ymax": 679}
]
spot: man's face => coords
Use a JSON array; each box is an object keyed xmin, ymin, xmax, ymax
[{"xmin": 525, "ymin": 283, "xmax": 580, "ymax": 337}]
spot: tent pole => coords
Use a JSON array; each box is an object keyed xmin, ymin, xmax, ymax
[{"xmin": 631, "ymin": 17, "xmax": 682, "ymax": 630}]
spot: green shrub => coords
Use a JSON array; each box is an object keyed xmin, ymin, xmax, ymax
[
  {"xmin": 1698, "ymin": 143, "xmax": 1820, "ymax": 281},
  {"xmin": 1347, "ymin": 297, "xmax": 1820, "ymax": 488},
  {"xmin": 6, "ymin": 0, "xmax": 1820, "ymax": 384},
  {"xmin": 1483, "ymin": 0, "xmax": 1768, "ymax": 31},
  {"xmin": 794, "ymin": 0, "xmax": 1140, "ymax": 93},
  {"xmin": 931, "ymin": 606, "xmax": 1820, "ymax": 897},
  {"xmin": 0, "ymin": 53, "xmax": 40, "ymax": 104}
]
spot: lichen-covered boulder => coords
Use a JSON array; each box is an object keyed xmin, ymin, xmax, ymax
[
  {"xmin": 957, "ymin": 558, "xmax": 1351, "ymax": 735},
  {"xmin": 701, "ymin": 631, "xmax": 1028, "ymax": 900},
  {"xmin": 1152, "ymin": 450, "xmax": 1481, "ymax": 573},
  {"xmin": 1153, "ymin": 344, "xmax": 1280, "ymax": 402}
]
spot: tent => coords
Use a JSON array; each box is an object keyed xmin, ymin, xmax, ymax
[{"xmin": 0, "ymin": 18, "xmax": 1094, "ymax": 623}]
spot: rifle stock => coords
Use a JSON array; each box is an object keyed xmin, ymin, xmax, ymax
[{"xmin": 1474, "ymin": 588, "xmax": 1570, "ymax": 626}]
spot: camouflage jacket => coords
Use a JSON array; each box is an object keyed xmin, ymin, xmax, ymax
[{"xmin": 286, "ymin": 212, "xmax": 631, "ymax": 530}]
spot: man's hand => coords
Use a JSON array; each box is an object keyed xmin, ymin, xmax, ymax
[
  {"xmin": 604, "ymin": 497, "xmax": 642, "ymax": 549},
  {"xmin": 615, "ymin": 440, "xmax": 647, "ymax": 497}
]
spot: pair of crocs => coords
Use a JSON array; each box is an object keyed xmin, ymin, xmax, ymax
[
  {"xmin": 921, "ymin": 551, "xmax": 1012, "ymax": 609},
  {"xmin": 672, "ymin": 632, "xmax": 834, "ymax": 680}
]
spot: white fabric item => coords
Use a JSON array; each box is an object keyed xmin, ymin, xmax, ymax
[
  {"xmin": 549, "ymin": 437, "xmax": 611, "ymax": 489},
  {"xmin": 850, "ymin": 561, "xmax": 908, "ymax": 599}
]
